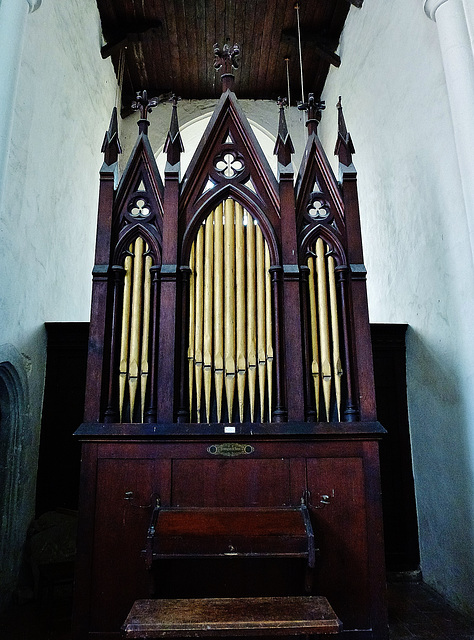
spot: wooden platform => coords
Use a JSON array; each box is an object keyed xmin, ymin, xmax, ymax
[{"xmin": 121, "ymin": 596, "xmax": 342, "ymax": 638}]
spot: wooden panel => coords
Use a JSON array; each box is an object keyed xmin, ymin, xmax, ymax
[
  {"xmin": 96, "ymin": 0, "xmax": 351, "ymax": 104},
  {"xmin": 90, "ymin": 458, "xmax": 170, "ymax": 631},
  {"xmin": 306, "ymin": 457, "xmax": 369, "ymax": 631},
  {"xmin": 171, "ymin": 458, "xmax": 291, "ymax": 507}
]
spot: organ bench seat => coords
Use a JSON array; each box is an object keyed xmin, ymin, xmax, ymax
[{"xmin": 121, "ymin": 596, "xmax": 342, "ymax": 638}]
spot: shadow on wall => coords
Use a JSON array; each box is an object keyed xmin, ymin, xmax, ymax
[{"xmin": 405, "ymin": 327, "xmax": 474, "ymax": 614}]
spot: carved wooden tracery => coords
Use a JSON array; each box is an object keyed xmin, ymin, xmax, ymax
[{"xmin": 84, "ymin": 73, "xmax": 375, "ymax": 429}]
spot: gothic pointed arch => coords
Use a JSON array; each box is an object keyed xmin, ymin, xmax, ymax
[{"xmin": 180, "ymin": 90, "xmax": 280, "ymax": 234}]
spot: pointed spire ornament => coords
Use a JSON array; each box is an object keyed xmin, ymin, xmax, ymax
[
  {"xmin": 131, "ymin": 90, "xmax": 159, "ymax": 135},
  {"xmin": 334, "ymin": 96, "xmax": 355, "ymax": 167},
  {"xmin": 101, "ymin": 107, "xmax": 122, "ymax": 166},
  {"xmin": 273, "ymin": 97, "xmax": 295, "ymax": 167},
  {"xmin": 214, "ymin": 41, "xmax": 240, "ymax": 93},
  {"xmin": 298, "ymin": 93, "xmax": 326, "ymax": 135},
  {"xmin": 164, "ymin": 94, "xmax": 184, "ymax": 166}
]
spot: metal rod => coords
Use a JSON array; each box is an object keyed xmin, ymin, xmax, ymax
[{"xmin": 295, "ymin": 2, "xmax": 305, "ymax": 105}]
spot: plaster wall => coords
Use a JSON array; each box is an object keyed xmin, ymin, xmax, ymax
[
  {"xmin": 319, "ymin": 0, "xmax": 474, "ymax": 616},
  {"xmin": 0, "ymin": 0, "xmax": 115, "ymax": 606}
]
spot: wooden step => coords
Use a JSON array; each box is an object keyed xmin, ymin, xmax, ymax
[{"xmin": 122, "ymin": 596, "xmax": 342, "ymax": 638}]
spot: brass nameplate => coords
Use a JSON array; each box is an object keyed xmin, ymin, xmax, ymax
[{"xmin": 207, "ymin": 443, "xmax": 255, "ymax": 457}]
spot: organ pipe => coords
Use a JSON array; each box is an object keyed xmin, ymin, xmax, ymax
[
  {"xmin": 214, "ymin": 203, "xmax": 224, "ymax": 421},
  {"xmin": 307, "ymin": 239, "xmax": 344, "ymax": 422},
  {"xmin": 187, "ymin": 199, "xmax": 273, "ymax": 424},
  {"xmin": 117, "ymin": 237, "xmax": 154, "ymax": 423},
  {"xmin": 224, "ymin": 198, "xmax": 236, "ymax": 421}
]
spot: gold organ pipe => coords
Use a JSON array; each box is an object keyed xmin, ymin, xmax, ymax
[
  {"xmin": 188, "ymin": 244, "xmax": 195, "ymax": 418},
  {"xmin": 203, "ymin": 212, "xmax": 214, "ymax": 423},
  {"xmin": 246, "ymin": 215, "xmax": 257, "ymax": 422},
  {"xmin": 307, "ymin": 256, "xmax": 320, "ymax": 420},
  {"xmin": 224, "ymin": 199, "xmax": 236, "ymax": 422},
  {"xmin": 119, "ymin": 247, "xmax": 133, "ymax": 422},
  {"xmin": 128, "ymin": 237, "xmax": 144, "ymax": 421},
  {"xmin": 194, "ymin": 226, "xmax": 204, "ymax": 422},
  {"xmin": 265, "ymin": 244, "xmax": 273, "ymax": 421},
  {"xmin": 140, "ymin": 248, "xmax": 152, "ymax": 422},
  {"xmin": 235, "ymin": 202, "xmax": 246, "ymax": 423},
  {"xmin": 328, "ymin": 253, "xmax": 343, "ymax": 421},
  {"xmin": 213, "ymin": 203, "xmax": 224, "ymax": 422},
  {"xmin": 316, "ymin": 238, "xmax": 332, "ymax": 420},
  {"xmin": 256, "ymin": 224, "xmax": 266, "ymax": 422}
]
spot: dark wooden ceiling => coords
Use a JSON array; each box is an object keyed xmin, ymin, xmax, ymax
[{"xmin": 96, "ymin": 0, "xmax": 360, "ymax": 110}]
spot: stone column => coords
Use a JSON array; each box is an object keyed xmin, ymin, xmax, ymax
[
  {"xmin": 0, "ymin": 0, "xmax": 42, "ymax": 207},
  {"xmin": 424, "ymin": 0, "xmax": 474, "ymax": 260}
]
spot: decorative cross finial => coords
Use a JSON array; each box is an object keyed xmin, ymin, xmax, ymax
[
  {"xmin": 298, "ymin": 93, "xmax": 326, "ymax": 134},
  {"xmin": 131, "ymin": 90, "xmax": 159, "ymax": 120},
  {"xmin": 214, "ymin": 41, "xmax": 240, "ymax": 93},
  {"xmin": 214, "ymin": 42, "xmax": 240, "ymax": 74},
  {"xmin": 131, "ymin": 90, "xmax": 159, "ymax": 134},
  {"xmin": 170, "ymin": 94, "xmax": 181, "ymax": 108}
]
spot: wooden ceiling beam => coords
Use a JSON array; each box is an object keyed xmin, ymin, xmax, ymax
[{"xmin": 281, "ymin": 29, "xmax": 341, "ymax": 68}]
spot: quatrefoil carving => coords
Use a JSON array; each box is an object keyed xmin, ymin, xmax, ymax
[{"xmin": 214, "ymin": 151, "xmax": 244, "ymax": 178}]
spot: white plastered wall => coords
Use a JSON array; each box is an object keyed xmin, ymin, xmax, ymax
[
  {"xmin": 0, "ymin": 0, "xmax": 115, "ymax": 604},
  {"xmin": 319, "ymin": 0, "xmax": 474, "ymax": 616}
]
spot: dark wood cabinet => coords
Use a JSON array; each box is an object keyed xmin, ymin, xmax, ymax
[{"xmin": 73, "ymin": 423, "xmax": 387, "ymax": 639}]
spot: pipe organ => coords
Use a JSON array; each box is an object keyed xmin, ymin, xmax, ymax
[{"xmin": 74, "ymin": 78, "xmax": 388, "ymax": 639}]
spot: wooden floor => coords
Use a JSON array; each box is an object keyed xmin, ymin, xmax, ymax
[{"xmin": 0, "ymin": 580, "xmax": 473, "ymax": 640}]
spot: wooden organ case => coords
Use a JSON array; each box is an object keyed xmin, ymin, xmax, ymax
[{"xmin": 73, "ymin": 62, "xmax": 388, "ymax": 640}]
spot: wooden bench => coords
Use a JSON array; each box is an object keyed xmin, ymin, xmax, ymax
[{"xmin": 122, "ymin": 596, "xmax": 342, "ymax": 638}]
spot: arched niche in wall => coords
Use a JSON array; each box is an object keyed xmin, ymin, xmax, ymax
[{"xmin": 0, "ymin": 348, "xmax": 28, "ymax": 608}]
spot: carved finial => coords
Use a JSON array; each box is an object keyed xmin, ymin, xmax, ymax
[
  {"xmin": 164, "ymin": 94, "xmax": 184, "ymax": 165},
  {"xmin": 274, "ymin": 97, "xmax": 295, "ymax": 168},
  {"xmin": 214, "ymin": 42, "xmax": 240, "ymax": 93},
  {"xmin": 131, "ymin": 90, "xmax": 159, "ymax": 134},
  {"xmin": 298, "ymin": 93, "xmax": 326, "ymax": 135},
  {"xmin": 334, "ymin": 96, "xmax": 355, "ymax": 167}
]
